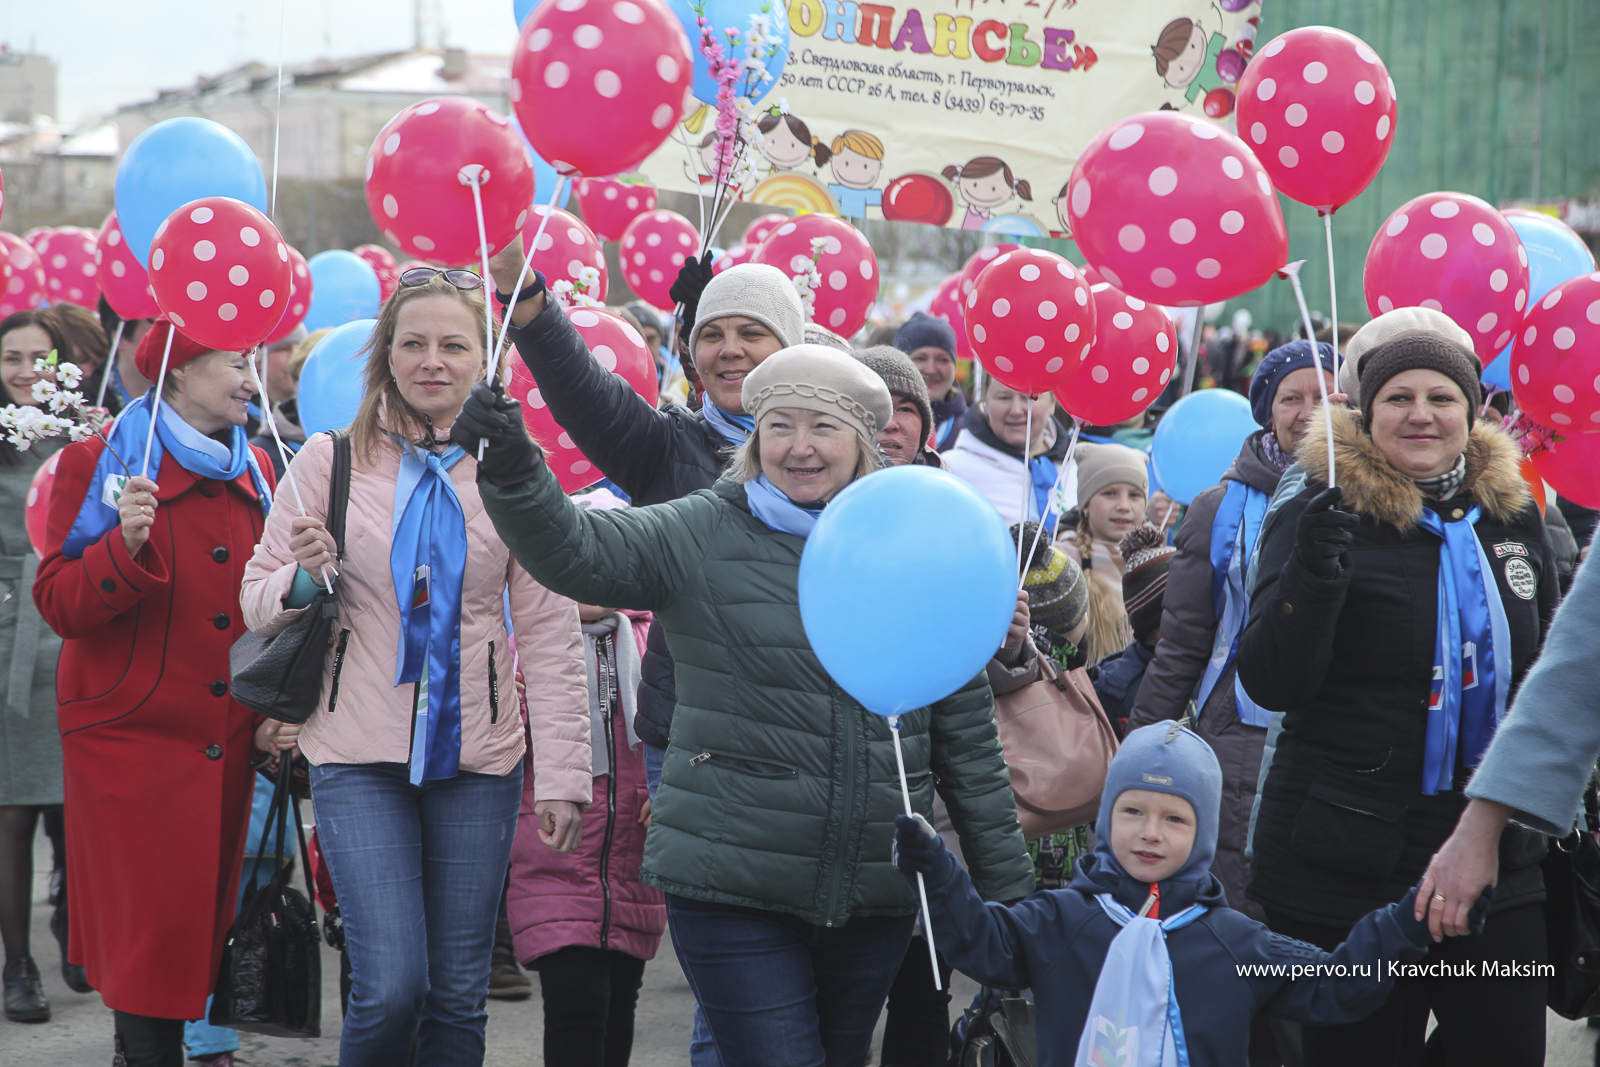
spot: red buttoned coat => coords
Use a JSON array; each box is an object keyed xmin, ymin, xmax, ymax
[{"xmin": 33, "ymin": 437, "xmax": 275, "ymax": 1019}]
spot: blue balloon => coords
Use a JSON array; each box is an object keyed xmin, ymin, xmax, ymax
[
  {"xmin": 799, "ymin": 466, "xmax": 1015, "ymax": 717},
  {"xmin": 304, "ymin": 251, "xmax": 382, "ymax": 331},
  {"xmin": 114, "ymin": 117, "xmax": 267, "ymax": 268},
  {"xmin": 1483, "ymin": 215, "xmax": 1596, "ymax": 390},
  {"xmin": 665, "ymin": 0, "xmax": 790, "ymax": 106},
  {"xmin": 297, "ymin": 319, "xmax": 377, "ymax": 435},
  {"xmin": 509, "ymin": 113, "xmax": 574, "ymax": 209},
  {"xmin": 514, "ymin": 0, "xmax": 537, "ymax": 26},
  {"xmin": 1150, "ymin": 389, "xmax": 1259, "ymax": 506}
]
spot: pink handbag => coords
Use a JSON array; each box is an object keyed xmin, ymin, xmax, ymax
[{"xmin": 994, "ymin": 655, "xmax": 1119, "ymax": 838}]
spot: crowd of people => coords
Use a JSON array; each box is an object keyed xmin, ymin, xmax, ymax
[{"xmin": 0, "ymin": 231, "xmax": 1595, "ymax": 1067}]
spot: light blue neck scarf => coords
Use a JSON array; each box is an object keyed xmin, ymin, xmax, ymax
[
  {"xmin": 1076, "ymin": 894, "xmax": 1207, "ymax": 1067},
  {"xmin": 1197, "ymin": 479, "xmax": 1272, "ymax": 726},
  {"xmin": 1417, "ymin": 505, "xmax": 1512, "ymax": 795},
  {"xmin": 62, "ymin": 391, "xmax": 272, "ymax": 559},
  {"xmin": 744, "ymin": 475, "xmax": 822, "ymax": 538},
  {"xmin": 702, "ymin": 399, "xmax": 755, "ymax": 447},
  {"xmin": 390, "ymin": 437, "xmax": 469, "ymax": 785}
]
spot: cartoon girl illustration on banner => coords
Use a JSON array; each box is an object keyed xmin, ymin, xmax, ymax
[
  {"xmin": 1049, "ymin": 179, "xmax": 1073, "ymax": 239},
  {"xmin": 826, "ymin": 130, "xmax": 885, "ymax": 220},
  {"xmin": 941, "ymin": 156, "xmax": 1034, "ymax": 231},
  {"xmin": 758, "ymin": 112, "xmax": 831, "ymax": 173},
  {"xmin": 1152, "ymin": 10, "xmax": 1229, "ymax": 105}
]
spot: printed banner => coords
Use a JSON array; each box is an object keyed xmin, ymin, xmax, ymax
[{"xmin": 637, "ymin": 0, "xmax": 1266, "ymax": 236}]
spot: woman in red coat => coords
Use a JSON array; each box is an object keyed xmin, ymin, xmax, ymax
[{"xmin": 32, "ymin": 319, "xmax": 289, "ymax": 1067}]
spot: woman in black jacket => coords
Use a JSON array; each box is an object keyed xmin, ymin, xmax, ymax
[{"xmin": 1237, "ymin": 331, "xmax": 1556, "ymax": 1067}]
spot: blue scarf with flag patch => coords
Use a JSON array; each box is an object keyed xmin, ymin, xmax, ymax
[
  {"xmin": 1196, "ymin": 479, "xmax": 1272, "ymax": 727},
  {"xmin": 1075, "ymin": 893, "xmax": 1207, "ymax": 1067},
  {"xmin": 1417, "ymin": 505, "xmax": 1512, "ymax": 796},
  {"xmin": 61, "ymin": 391, "xmax": 272, "ymax": 559},
  {"xmin": 390, "ymin": 437, "xmax": 469, "ymax": 785}
]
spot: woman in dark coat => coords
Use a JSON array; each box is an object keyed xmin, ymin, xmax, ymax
[
  {"xmin": 33, "ymin": 319, "xmax": 287, "ymax": 1066},
  {"xmin": 1237, "ymin": 331, "xmax": 1556, "ymax": 1067}
]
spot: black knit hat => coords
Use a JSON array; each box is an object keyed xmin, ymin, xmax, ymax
[
  {"xmin": 1357, "ymin": 329, "xmax": 1483, "ymax": 431},
  {"xmin": 1011, "ymin": 522, "xmax": 1089, "ymax": 636},
  {"xmin": 1120, "ymin": 523, "xmax": 1175, "ymax": 643}
]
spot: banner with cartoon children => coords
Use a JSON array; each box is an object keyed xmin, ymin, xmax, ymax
[{"xmin": 637, "ymin": 0, "xmax": 1265, "ymax": 236}]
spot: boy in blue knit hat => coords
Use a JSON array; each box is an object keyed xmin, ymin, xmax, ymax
[{"xmin": 894, "ymin": 723, "xmax": 1490, "ymax": 1067}]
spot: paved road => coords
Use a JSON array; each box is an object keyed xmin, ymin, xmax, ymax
[{"xmin": 2, "ymin": 828, "xmax": 1595, "ymax": 1065}]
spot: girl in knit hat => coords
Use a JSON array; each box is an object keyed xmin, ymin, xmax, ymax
[{"xmin": 1060, "ymin": 441, "xmax": 1151, "ymax": 665}]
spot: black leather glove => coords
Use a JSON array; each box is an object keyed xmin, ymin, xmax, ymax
[
  {"xmin": 454, "ymin": 381, "xmax": 540, "ymax": 487},
  {"xmin": 1294, "ymin": 486, "xmax": 1360, "ymax": 580},
  {"xmin": 668, "ymin": 251, "xmax": 716, "ymax": 348},
  {"xmin": 893, "ymin": 813, "xmax": 945, "ymax": 877}
]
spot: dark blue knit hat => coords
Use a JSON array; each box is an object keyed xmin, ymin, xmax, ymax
[
  {"xmin": 894, "ymin": 310, "xmax": 959, "ymax": 359},
  {"xmin": 1247, "ymin": 340, "xmax": 1336, "ymax": 429},
  {"xmin": 1091, "ymin": 722, "xmax": 1223, "ymax": 884}
]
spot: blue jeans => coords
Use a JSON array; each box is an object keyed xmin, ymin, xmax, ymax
[
  {"xmin": 665, "ymin": 895, "xmax": 915, "ymax": 1067},
  {"xmin": 643, "ymin": 743, "xmax": 723, "ymax": 1067},
  {"xmin": 309, "ymin": 761, "xmax": 522, "ymax": 1067}
]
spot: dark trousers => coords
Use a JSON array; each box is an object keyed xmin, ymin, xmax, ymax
[
  {"xmin": 537, "ymin": 946, "xmax": 647, "ymax": 1067},
  {"xmin": 879, "ymin": 935, "xmax": 953, "ymax": 1067},
  {"xmin": 113, "ymin": 1011, "xmax": 185, "ymax": 1067},
  {"xmin": 1265, "ymin": 903, "xmax": 1547, "ymax": 1067}
]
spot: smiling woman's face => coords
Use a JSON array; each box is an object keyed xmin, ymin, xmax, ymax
[
  {"xmin": 693, "ymin": 315, "xmax": 784, "ymax": 414},
  {"xmin": 389, "ymin": 294, "xmax": 485, "ymax": 431},
  {"xmin": 1367, "ymin": 368, "xmax": 1469, "ymax": 480}
]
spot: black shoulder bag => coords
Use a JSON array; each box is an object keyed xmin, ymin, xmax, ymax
[
  {"xmin": 209, "ymin": 758, "xmax": 322, "ymax": 1037},
  {"xmin": 229, "ymin": 432, "xmax": 352, "ymax": 724},
  {"xmin": 1545, "ymin": 782, "xmax": 1600, "ymax": 1020}
]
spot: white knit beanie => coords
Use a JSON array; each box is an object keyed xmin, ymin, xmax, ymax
[
  {"xmin": 1338, "ymin": 307, "xmax": 1476, "ymax": 404},
  {"xmin": 741, "ymin": 343, "xmax": 893, "ymax": 445},
  {"xmin": 690, "ymin": 263, "xmax": 806, "ymax": 353}
]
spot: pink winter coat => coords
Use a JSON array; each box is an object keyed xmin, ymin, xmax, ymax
[
  {"xmin": 240, "ymin": 431, "xmax": 590, "ymax": 799},
  {"xmin": 509, "ymin": 611, "xmax": 666, "ymax": 965}
]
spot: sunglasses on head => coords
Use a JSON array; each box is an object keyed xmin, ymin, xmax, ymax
[{"xmin": 398, "ymin": 268, "xmax": 484, "ymax": 291}]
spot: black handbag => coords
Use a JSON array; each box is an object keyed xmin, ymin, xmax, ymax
[
  {"xmin": 950, "ymin": 987, "xmax": 1037, "ymax": 1067},
  {"xmin": 229, "ymin": 432, "xmax": 352, "ymax": 724},
  {"xmin": 1545, "ymin": 784, "xmax": 1600, "ymax": 1020},
  {"xmin": 210, "ymin": 759, "xmax": 322, "ymax": 1037}
]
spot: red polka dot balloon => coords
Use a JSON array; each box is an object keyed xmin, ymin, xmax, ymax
[
  {"xmin": 365, "ymin": 97, "xmax": 535, "ymax": 267},
  {"xmin": 1363, "ymin": 192, "xmax": 1528, "ymax": 360},
  {"xmin": 0, "ymin": 232, "xmax": 47, "ymax": 317},
  {"xmin": 355, "ymin": 244, "xmax": 399, "ymax": 303},
  {"xmin": 37, "ymin": 227, "xmax": 100, "ymax": 307},
  {"xmin": 620, "ymin": 210, "xmax": 699, "ymax": 310},
  {"xmin": 964, "ymin": 247, "xmax": 1096, "ymax": 396},
  {"xmin": 575, "ymin": 178, "xmax": 658, "ymax": 242},
  {"xmin": 713, "ymin": 244, "xmax": 756, "ymax": 274},
  {"xmin": 147, "ymin": 197, "xmax": 293, "ymax": 352},
  {"xmin": 506, "ymin": 306, "xmax": 658, "ymax": 491},
  {"xmin": 511, "ymin": 0, "xmax": 693, "ymax": 178},
  {"xmin": 959, "ymin": 243, "xmax": 1020, "ymax": 303},
  {"xmin": 24, "ymin": 228, "xmax": 52, "ymax": 257},
  {"xmin": 742, "ymin": 214, "xmax": 789, "ymax": 248},
  {"xmin": 1532, "ymin": 431, "xmax": 1600, "ymax": 510},
  {"xmin": 1066, "ymin": 111, "xmax": 1289, "ymax": 306},
  {"xmin": 1056, "ymin": 282, "xmax": 1177, "ymax": 425},
  {"xmin": 524, "ymin": 205, "xmax": 608, "ymax": 301},
  {"xmin": 24, "ymin": 449, "xmax": 61, "ymax": 557},
  {"xmin": 1509, "ymin": 272, "xmax": 1600, "ymax": 429},
  {"xmin": 927, "ymin": 271, "xmax": 972, "ymax": 361},
  {"xmin": 1236, "ymin": 27, "xmax": 1397, "ymax": 213},
  {"xmin": 265, "ymin": 245, "xmax": 314, "ymax": 345},
  {"xmin": 97, "ymin": 211, "xmax": 160, "ymax": 320},
  {"xmin": 753, "ymin": 214, "xmax": 879, "ymax": 337}
]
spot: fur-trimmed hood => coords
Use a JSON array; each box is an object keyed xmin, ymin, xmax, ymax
[{"xmin": 1294, "ymin": 404, "xmax": 1532, "ymax": 532}]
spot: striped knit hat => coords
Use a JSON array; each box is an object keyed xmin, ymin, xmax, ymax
[
  {"xmin": 1011, "ymin": 522, "xmax": 1089, "ymax": 636},
  {"xmin": 1120, "ymin": 523, "xmax": 1175, "ymax": 642}
]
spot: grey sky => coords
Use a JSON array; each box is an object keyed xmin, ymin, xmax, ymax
[{"xmin": 3, "ymin": 0, "xmax": 517, "ymax": 126}]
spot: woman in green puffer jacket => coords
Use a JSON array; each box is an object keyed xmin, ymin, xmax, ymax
[{"xmin": 456, "ymin": 342, "xmax": 1033, "ymax": 1067}]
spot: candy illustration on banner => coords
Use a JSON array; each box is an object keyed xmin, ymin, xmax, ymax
[
  {"xmin": 0, "ymin": 233, "xmax": 48, "ymax": 317},
  {"xmin": 964, "ymin": 247, "xmax": 1095, "ymax": 396},
  {"xmin": 266, "ymin": 245, "xmax": 314, "ymax": 345},
  {"xmin": 114, "ymin": 117, "xmax": 268, "ymax": 267},
  {"xmin": 620, "ymin": 210, "xmax": 699, "ymax": 310},
  {"xmin": 881, "ymin": 174, "xmax": 956, "ymax": 227},
  {"xmin": 147, "ymin": 197, "xmax": 293, "ymax": 352},
  {"xmin": 524, "ymin": 206, "xmax": 609, "ymax": 301},
  {"xmin": 1067, "ymin": 111, "xmax": 1288, "ymax": 305},
  {"xmin": 364, "ymin": 97, "xmax": 534, "ymax": 267},
  {"xmin": 511, "ymin": 0, "xmax": 694, "ymax": 178},
  {"xmin": 752, "ymin": 214, "xmax": 879, "ymax": 337},
  {"xmin": 37, "ymin": 227, "xmax": 100, "ymax": 307},
  {"xmin": 1508, "ymin": 272, "xmax": 1600, "ymax": 430},
  {"xmin": 1235, "ymin": 27, "xmax": 1398, "ymax": 213},
  {"xmin": 303, "ymin": 250, "xmax": 382, "ymax": 331},
  {"xmin": 1056, "ymin": 282, "xmax": 1177, "ymax": 427},
  {"xmin": 576, "ymin": 178, "xmax": 659, "ymax": 242},
  {"xmin": 1363, "ymin": 192, "xmax": 1528, "ymax": 360},
  {"xmin": 97, "ymin": 211, "xmax": 161, "ymax": 320}
]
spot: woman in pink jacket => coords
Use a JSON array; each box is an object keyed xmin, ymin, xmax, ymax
[
  {"xmin": 240, "ymin": 269, "xmax": 591, "ymax": 1067},
  {"xmin": 508, "ymin": 489, "xmax": 667, "ymax": 1067}
]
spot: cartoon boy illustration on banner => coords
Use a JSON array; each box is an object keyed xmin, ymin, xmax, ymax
[{"xmin": 827, "ymin": 130, "xmax": 885, "ymax": 220}]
